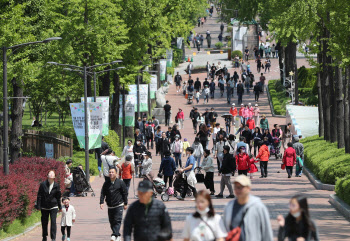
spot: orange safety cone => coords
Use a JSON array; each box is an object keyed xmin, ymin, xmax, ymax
[{"xmin": 187, "ymin": 56, "xmax": 191, "ymax": 62}]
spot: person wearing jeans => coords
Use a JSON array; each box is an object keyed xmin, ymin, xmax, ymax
[
  {"xmin": 177, "ymin": 109, "xmax": 184, "ymax": 129},
  {"xmin": 177, "ymin": 147, "xmax": 198, "ymax": 200},
  {"xmin": 171, "ymin": 136, "xmax": 183, "ymax": 167},
  {"xmin": 215, "ymin": 146, "xmax": 236, "ymax": 198},
  {"xmin": 283, "ymin": 142, "xmax": 296, "ymax": 178},
  {"xmin": 100, "ymin": 168, "xmax": 128, "ymax": 241},
  {"xmin": 36, "ymin": 170, "xmax": 62, "ymax": 241}
]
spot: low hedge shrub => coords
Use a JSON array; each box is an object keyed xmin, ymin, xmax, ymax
[
  {"xmin": 0, "ymin": 157, "xmax": 65, "ymax": 230},
  {"xmin": 301, "ymin": 136, "xmax": 350, "ymax": 185},
  {"xmin": 335, "ymin": 175, "xmax": 350, "ymax": 206},
  {"xmin": 268, "ymin": 80, "xmax": 288, "ymax": 115},
  {"xmin": 231, "ymin": 50, "xmax": 243, "ymax": 59}
]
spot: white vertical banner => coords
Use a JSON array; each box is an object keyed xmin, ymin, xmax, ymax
[
  {"xmin": 95, "ymin": 96, "xmax": 109, "ymax": 136},
  {"xmin": 139, "ymin": 84, "xmax": 148, "ymax": 112},
  {"xmin": 160, "ymin": 59, "xmax": 167, "ymax": 81},
  {"xmin": 150, "ymin": 75, "xmax": 157, "ymax": 99},
  {"xmin": 167, "ymin": 74, "xmax": 173, "ymax": 84},
  {"xmin": 45, "ymin": 143, "xmax": 54, "ymax": 158},
  {"xmin": 166, "ymin": 49, "xmax": 173, "ymax": 67},
  {"xmin": 70, "ymin": 102, "xmax": 103, "ymax": 149},
  {"xmin": 80, "ymin": 97, "xmax": 95, "ymax": 102},
  {"xmin": 177, "ymin": 37, "xmax": 183, "ymax": 49}
]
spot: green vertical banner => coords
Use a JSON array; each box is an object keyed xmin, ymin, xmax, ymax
[
  {"xmin": 160, "ymin": 59, "xmax": 167, "ymax": 81},
  {"xmin": 119, "ymin": 94, "xmax": 136, "ymax": 127},
  {"xmin": 70, "ymin": 102, "xmax": 103, "ymax": 149},
  {"xmin": 166, "ymin": 49, "xmax": 173, "ymax": 67},
  {"xmin": 150, "ymin": 75, "xmax": 157, "ymax": 99},
  {"xmin": 95, "ymin": 96, "xmax": 109, "ymax": 136}
]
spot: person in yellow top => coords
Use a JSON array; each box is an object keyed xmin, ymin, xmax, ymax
[{"xmin": 183, "ymin": 138, "xmax": 191, "ymax": 157}]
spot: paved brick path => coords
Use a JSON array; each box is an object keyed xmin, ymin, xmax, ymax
[{"xmin": 13, "ymin": 8, "xmax": 350, "ymax": 241}]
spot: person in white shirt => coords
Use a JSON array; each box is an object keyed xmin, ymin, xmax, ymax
[
  {"xmin": 101, "ymin": 149, "xmax": 120, "ymax": 182},
  {"xmin": 122, "ymin": 140, "xmax": 134, "ymax": 163},
  {"xmin": 141, "ymin": 151, "xmax": 153, "ymax": 180},
  {"xmin": 212, "ymin": 123, "xmax": 221, "ymax": 152},
  {"xmin": 183, "ymin": 190, "xmax": 227, "ymax": 241},
  {"xmin": 203, "ymin": 85, "xmax": 210, "ymax": 104},
  {"xmin": 61, "ymin": 197, "xmax": 76, "ymax": 241}
]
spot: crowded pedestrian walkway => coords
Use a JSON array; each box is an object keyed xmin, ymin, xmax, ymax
[{"xmin": 15, "ymin": 5, "xmax": 350, "ymax": 241}]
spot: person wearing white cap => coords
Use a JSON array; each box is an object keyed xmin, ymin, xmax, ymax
[
  {"xmin": 254, "ymin": 104, "xmax": 260, "ymax": 125},
  {"xmin": 223, "ymin": 175, "xmax": 273, "ymax": 241}
]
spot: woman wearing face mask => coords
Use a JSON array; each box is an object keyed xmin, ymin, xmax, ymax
[
  {"xmin": 183, "ymin": 190, "xmax": 227, "ymax": 241},
  {"xmin": 122, "ymin": 140, "xmax": 134, "ymax": 164},
  {"xmin": 171, "ymin": 135, "xmax": 183, "ymax": 167},
  {"xmin": 36, "ymin": 170, "xmax": 62, "ymax": 241},
  {"xmin": 277, "ymin": 195, "xmax": 319, "ymax": 241},
  {"xmin": 235, "ymin": 146, "xmax": 250, "ymax": 176}
]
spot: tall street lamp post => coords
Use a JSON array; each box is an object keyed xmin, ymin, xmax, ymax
[
  {"xmin": 2, "ymin": 37, "xmax": 61, "ymax": 175},
  {"xmin": 47, "ymin": 61, "xmax": 121, "ymax": 181}
]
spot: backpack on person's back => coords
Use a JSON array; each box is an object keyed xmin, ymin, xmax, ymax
[{"xmin": 145, "ymin": 125, "xmax": 153, "ymax": 137}]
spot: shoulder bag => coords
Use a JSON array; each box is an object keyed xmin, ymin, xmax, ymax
[
  {"xmin": 226, "ymin": 208, "xmax": 249, "ymax": 241},
  {"xmin": 194, "ymin": 167, "xmax": 205, "ymax": 183},
  {"xmin": 199, "ymin": 216, "xmax": 216, "ymax": 241}
]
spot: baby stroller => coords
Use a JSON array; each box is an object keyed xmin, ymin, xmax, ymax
[
  {"xmin": 71, "ymin": 167, "xmax": 95, "ymax": 197},
  {"xmin": 270, "ymin": 137, "xmax": 282, "ymax": 159},
  {"xmin": 142, "ymin": 174, "xmax": 171, "ymax": 202},
  {"xmin": 187, "ymin": 91, "xmax": 194, "ymax": 104},
  {"xmin": 173, "ymin": 170, "xmax": 193, "ymax": 198}
]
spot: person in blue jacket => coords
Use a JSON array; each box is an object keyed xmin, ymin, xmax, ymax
[{"xmin": 159, "ymin": 150, "xmax": 176, "ymax": 188}]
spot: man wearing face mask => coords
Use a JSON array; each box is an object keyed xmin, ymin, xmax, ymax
[
  {"xmin": 223, "ymin": 175, "xmax": 273, "ymax": 241},
  {"xmin": 133, "ymin": 139, "xmax": 147, "ymax": 178}
]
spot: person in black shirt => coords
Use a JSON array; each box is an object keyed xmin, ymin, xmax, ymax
[
  {"xmin": 163, "ymin": 100, "xmax": 171, "ymax": 126},
  {"xmin": 170, "ymin": 124, "xmax": 181, "ymax": 143},
  {"xmin": 174, "ymin": 72, "xmax": 182, "ymax": 92},
  {"xmin": 100, "ymin": 167, "xmax": 128, "ymax": 241},
  {"xmin": 237, "ymin": 81, "xmax": 244, "ymax": 105},
  {"xmin": 165, "ymin": 126, "xmax": 172, "ymax": 140},
  {"xmin": 159, "ymin": 132, "xmax": 170, "ymax": 160},
  {"xmin": 194, "ymin": 78, "xmax": 202, "ymax": 92},
  {"xmin": 242, "ymin": 125, "xmax": 253, "ymax": 150},
  {"xmin": 187, "ymin": 77, "xmax": 194, "ymax": 86},
  {"xmin": 190, "ymin": 108, "xmax": 200, "ymax": 134},
  {"xmin": 203, "ymin": 78, "xmax": 209, "ymax": 88},
  {"xmin": 202, "ymin": 108, "xmax": 210, "ymax": 126},
  {"xmin": 208, "ymin": 107, "xmax": 218, "ymax": 129},
  {"xmin": 133, "ymin": 139, "xmax": 147, "ymax": 178}
]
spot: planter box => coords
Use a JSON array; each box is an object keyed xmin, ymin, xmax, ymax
[{"xmin": 329, "ymin": 194, "xmax": 350, "ymax": 221}]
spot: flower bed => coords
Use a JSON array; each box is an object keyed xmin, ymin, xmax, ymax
[{"xmin": 0, "ymin": 157, "xmax": 65, "ymax": 230}]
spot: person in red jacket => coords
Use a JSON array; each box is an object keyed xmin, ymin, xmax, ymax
[
  {"xmin": 248, "ymin": 156, "xmax": 258, "ymax": 179},
  {"xmin": 246, "ymin": 117, "xmax": 255, "ymax": 132},
  {"xmin": 282, "ymin": 142, "xmax": 296, "ymax": 178},
  {"xmin": 256, "ymin": 141, "xmax": 270, "ymax": 178},
  {"xmin": 235, "ymin": 146, "xmax": 250, "ymax": 176},
  {"xmin": 177, "ymin": 108, "xmax": 185, "ymax": 129}
]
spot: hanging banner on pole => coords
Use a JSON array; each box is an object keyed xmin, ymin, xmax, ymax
[
  {"xmin": 139, "ymin": 84, "xmax": 148, "ymax": 112},
  {"xmin": 160, "ymin": 59, "xmax": 167, "ymax": 81},
  {"xmin": 177, "ymin": 37, "xmax": 183, "ymax": 49},
  {"xmin": 150, "ymin": 75, "xmax": 157, "ymax": 99},
  {"xmin": 70, "ymin": 102, "xmax": 103, "ymax": 150},
  {"xmin": 95, "ymin": 96, "xmax": 109, "ymax": 136},
  {"xmin": 166, "ymin": 49, "xmax": 173, "ymax": 67},
  {"xmin": 167, "ymin": 74, "xmax": 173, "ymax": 84},
  {"xmin": 81, "ymin": 96, "xmax": 109, "ymax": 136},
  {"xmin": 119, "ymin": 95, "xmax": 136, "ymax": 127}
]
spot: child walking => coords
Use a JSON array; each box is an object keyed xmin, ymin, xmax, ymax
[
  {"xmin": 182, "ymin": 138, "xmax": 190, "ymax": 157},
  {"xmin": 195, "ymin": 91, "xmax": 200, "ymax": 104},
  {"xmin": 248, "ymin": 155, "xmax": 258, "ymax": 179},
  {"xmin": 61, "ymin": 197, "xmax": 76, "ymax": 241}
]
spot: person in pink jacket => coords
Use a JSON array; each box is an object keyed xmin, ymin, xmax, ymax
[
  {"xmin": 254, "ymin": 104, "xmax": 260, "ymax": 125},
  {"xmin": 248, "ymin": 103, "xmax": 254, "ymax": 119},
  {"xmin": 242, "ymin": 105, "xmax": 250, "ymax": 125},
  {"xmin": 177, "ymin": 108, "xmax": 185, "ymax": 129}
]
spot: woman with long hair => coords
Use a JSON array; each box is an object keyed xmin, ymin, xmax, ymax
[
  {"xmin": 253, "ymin": 127, "xmax": 262, "ymax": 157},
  {"xmin": 197, "ymin": 124, "xmax": 209, "ymax": 149},
  {"xmin": 36, "ymin": 170, "xmax": 62, "ymax": 241},
  {"xmin": 277, "ymin": 195, "xmax": 319, "ymax": 241},
  {"xmin": 182, "ymin": 190, "xmax": 227, "ymax": 241}
]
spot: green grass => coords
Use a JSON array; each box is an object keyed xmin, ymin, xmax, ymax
[
  {"xmin": 22, "ymin": 105, "xmax": 72, "ymax": 129},
  {"xmin": 0, "ymin": 211, "xmax": 41, "ymax": 239}
]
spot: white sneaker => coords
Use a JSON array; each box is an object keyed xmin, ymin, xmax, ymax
[
  {"xmin": 115, "ymin": 237, "xmax": 121, "ymax": 241},
  {"xmin": 99, "ymin": 170, "xmax": 102, "ymax": 177},
  {"xmin": 110, "ymin": 236, "xmax": 116, "ymax": 241}
]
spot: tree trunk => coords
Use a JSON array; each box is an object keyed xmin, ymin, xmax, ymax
[
  {"xmin": 278, "ymin": 44, "xmax": 284, "ymax": 85},
  {"xmin": 335, "ymin": 66, "xmax": 344, "ymax": 147},
  {"xmin": 330, "ymin": 65, "xmax": 337, "ymax": 143},
  {"xmin": 111, "ymin": 72, "xmax": 121, "ymax": 138},
  {"xmin": 99, "ymin": 67, "xmax": 111, "ymax": 97},
  {"xmin": 344, "ymin": 66, "xmax": 350, "ymax": 153},
  {"xmin": 10, "ymin": 77, "xmax": 24, "ymax": 163},
  {"xmin": 321, "ymin": 23, "xmax": 331, "ymax": 141},
  {"xmin": 317, "ymin": 40, "xmax": 324, "ymax": 137},
  {"xmin": 285, "ymin": 41, "xmax": 298, "ymax": 104}
]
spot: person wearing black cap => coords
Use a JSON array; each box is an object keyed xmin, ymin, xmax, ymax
[
  {"xmin": 123, "ymin": 180, "xmax": 172, "ymax": 241},
  {"xmin": 163, "ymin": 100, "xmax": 171, "ymax": 126},
  {"xmin": 100, "ymin": 167, "xmax": 128, "ymax": 241}
]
